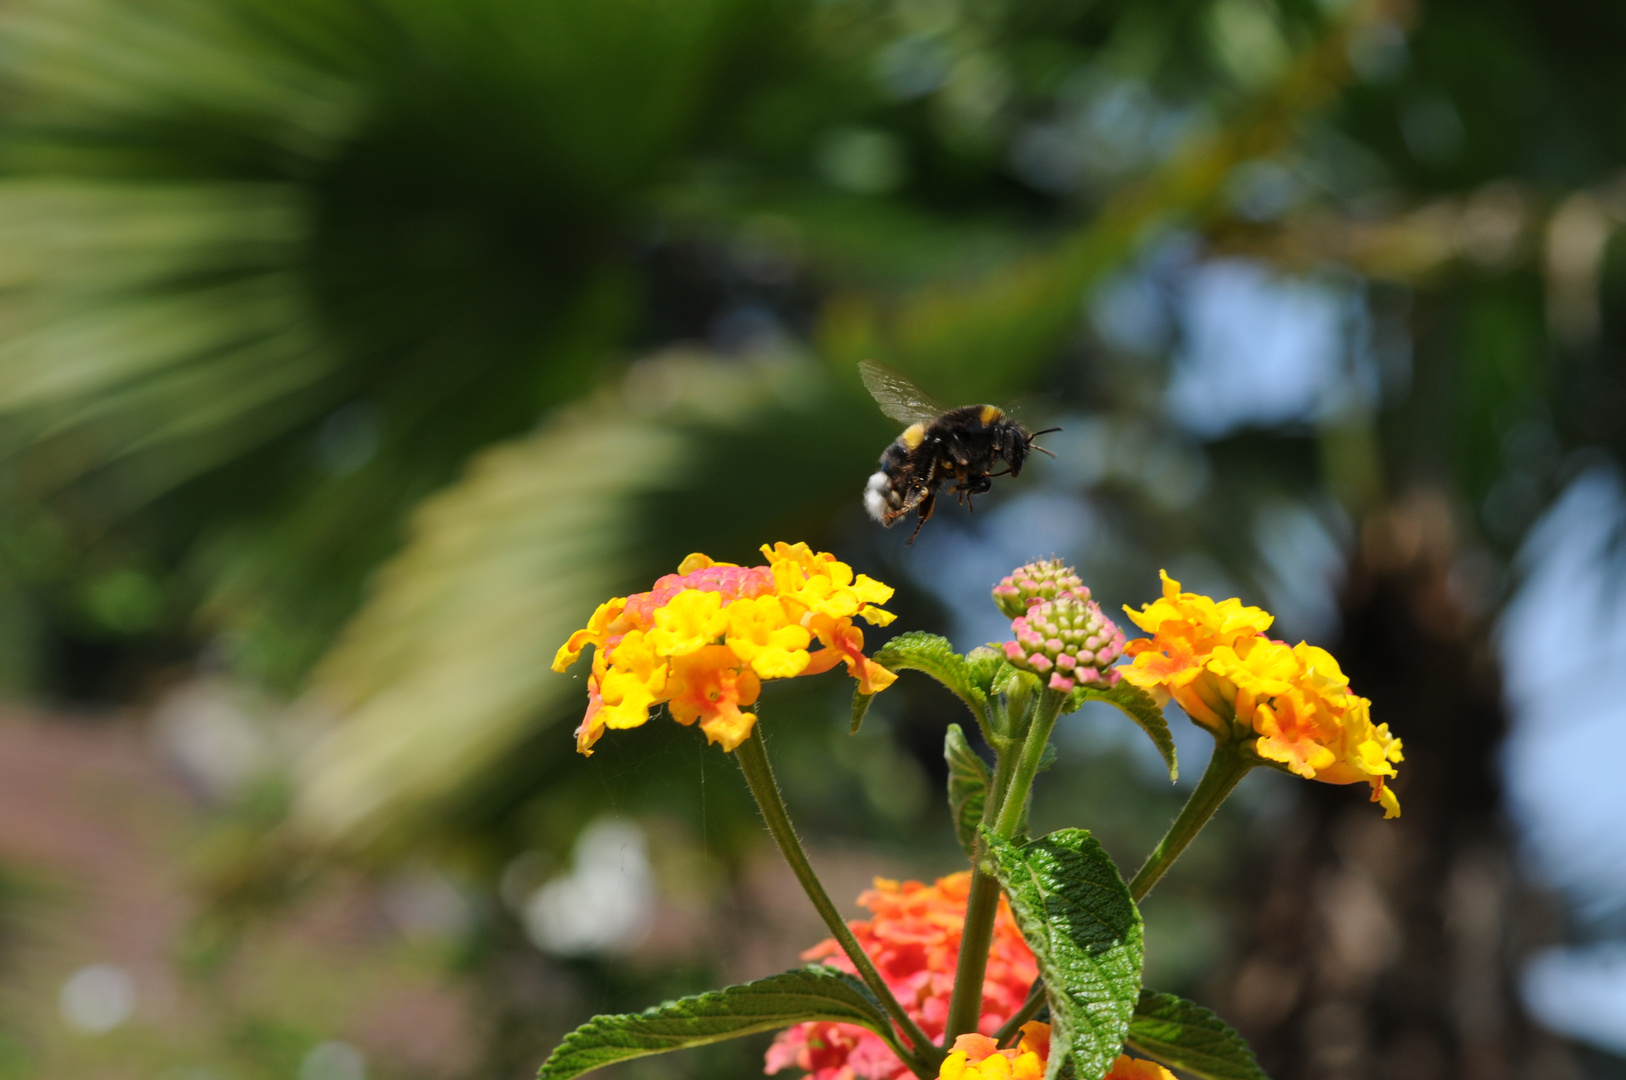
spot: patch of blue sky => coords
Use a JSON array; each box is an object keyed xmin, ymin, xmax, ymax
[
  {"xmin": 1165, "ymin": 258, "xmax": 1375, "ymax": 438},
  {"xmin": 1501, "ymin": 465, "xmax": 1626, "ymax": 1051}
]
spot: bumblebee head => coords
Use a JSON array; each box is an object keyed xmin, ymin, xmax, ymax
[{"xmin": 1009, "ymin": 426, "xmax": 1060, "ymax": 475}]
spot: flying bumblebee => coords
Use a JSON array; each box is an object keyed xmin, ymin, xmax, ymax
[{"xmin": 860, "ymin": 360, "xmax": 1056, "ymax": 542}]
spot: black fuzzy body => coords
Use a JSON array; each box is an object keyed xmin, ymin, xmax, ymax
[{"xmin": 863, "ymin": 404, "xmax": 1033, "ymax": 540}]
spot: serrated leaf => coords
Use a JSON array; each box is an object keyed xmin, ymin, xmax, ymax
[
  {"xmin": 538, "ymin": 966, "xmax": 893, "ymax": 1080},
  {"xmin": 944, "ymin": 723, "xmax": 990, "ymax": 858},
  {"xmin": 1071, "ymin": 683, "xmax": 1177, "ymax": 782},
  {"xmin": 852, "ymin": 688, "xmax": 876, "ymax": 734},
  {"xmin": 988, "ymin": 829, "xmax": 1143, "ymax": 1080},
  {"xmin": 1126, "ymin": 990, "xmax": 1268, "ymax": 1080},
  {"xmin": 871, "ymin": 632, "xmax": 990, "ymax": 728}
]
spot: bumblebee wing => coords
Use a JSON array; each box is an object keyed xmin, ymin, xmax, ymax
[{"xmin": 859, "ymin": 360, "xmax": 951, "ymax": 426}]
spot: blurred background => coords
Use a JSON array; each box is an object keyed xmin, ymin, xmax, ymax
[{"xmin": 0, "ymin": 0, "xmax": 1621, "ymax": 1076}]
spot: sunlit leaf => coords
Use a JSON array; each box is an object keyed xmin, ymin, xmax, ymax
[
  {"xmin": 870, "ymin": 631, "xmax": 990, "ymax": 730},
  {"xmin": 988, "ymin": 828, "xmax": 1143, "ymax": 1080},
  {"xmin": 538, "ymin": 966, "xmax": 894, "ymax": 1080}
]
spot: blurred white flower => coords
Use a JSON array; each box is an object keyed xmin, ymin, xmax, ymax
[
  {"xmin": 59, "ymin": 964, "xmax": 134, "ymax": 1034},
  {"xmin": 523, "ymin": 818, "xmax": 654, "ymax": 956},
  {"xmin": 300, "ymin": 1041, "xmax": 366, "ymax": 1080}
]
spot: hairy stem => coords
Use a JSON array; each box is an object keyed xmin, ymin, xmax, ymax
[
  {"xmin": 943, "ymin": 747, "xmax": 1018, "ymax": 1043},
  {"xmin": 1129, "ymin": 739, "xmax": 1254, "ymax": 903},
  {"xmin": 735, "ymin": 729, "xmax": 939, "ymax": 1073},
  {"xmin": 991, "ymin": 688, "xmax": 1066, "ymax": 840},
  {"xmin": 944, "ymin": 687, "xmax": 1064, "ymax": 1045}
]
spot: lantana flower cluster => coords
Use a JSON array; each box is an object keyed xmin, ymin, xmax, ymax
[
  {"xmin": 767, "ymin": 873, "xmax": 1037, "ymax": 1080},
  {"xmin": 1120, "ymin": 571, "xmax": 1404, "ymax": 817},
  {"xmin": 553, "ymin": 544, "xmax": 898, "ymax": 755},
  {"xmin": 941, "ymin": 1026, "xmax": 1174, "ymax": 1080},
  {"xmin": 995, "ymin": 559, "xmax": 1124, "ymax": 693}
]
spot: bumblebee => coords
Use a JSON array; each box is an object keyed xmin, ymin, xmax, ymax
[{"xmin": 859, "ymin": 360, "xmax": 1056, "ymax": 542}]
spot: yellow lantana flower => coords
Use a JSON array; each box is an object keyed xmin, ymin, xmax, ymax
[
  {"xmin": 939, "ymin": 1025, "xmax": 1048, "ymax": 1080},
  {"xmin": 1123, "ymin": 569, "xmax": 1275, "ymax": 653},
  {"xmin": 554, "ymin": 545, "xmax": 898, "ymax": 755},
  {"xmin": 725, "ymin": 595, "xmax": 814, "ymax": 679},
  {"xmin": 649, "ymin": 589, "xmax": 730, "ymax": 656},
  {"xmin": 937, "ymin": 1023, "xmax": 1174, "ymax": 1080},
  {"xmin": 598, "ymin": 630, "xmax": 667, "ymax": 731},
  {"xmin": 762, "ymin": 541, "xmax": 897, "ymax": 625},
  {"xmin": 1123, "ymin": 571, "xmax": 1404, "ymax": 818}
]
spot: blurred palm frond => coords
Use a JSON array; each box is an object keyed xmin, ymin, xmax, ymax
[
  {"xmin": 0, "ymin": 181, "xmax": 328, "ymax": 505},
  {"xmin": 289, "ymin": 351, "xmax": 863, "ymax": 851}
]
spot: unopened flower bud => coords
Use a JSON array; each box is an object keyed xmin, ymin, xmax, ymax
[
  {"xmin": 1002, "ymin": 595, "xmax": 1124, "ymax": 692},
  {"xmin": 992, "ymin": 559, "xmax": 1089, "ymax": 619}
]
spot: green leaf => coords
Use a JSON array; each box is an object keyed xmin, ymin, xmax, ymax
[
  {"xmin": 538, "ymin": 966, "xmax": 893, "ymax": 1080},
  {"xmin": 988, "ymin": 829, "xmax": 1144, "ymax": 1080},
  {"xmin": 1071, "ymin": 683, "xmax": 1177, "ymax": 782},
  {"xmin": 871, "ymin": 632, "xmax": 990, "ymax": 727},
  {"xmin": 851, "ymin": 688, "xmax": 876, "ymax": 734},
  {"xmin": 1126, "ymin": 990, "xmax": 1269, "ymax": 1080},
  {"xmin": 944, "ymin": 723, "xmax": 990, "ymax": 858}
]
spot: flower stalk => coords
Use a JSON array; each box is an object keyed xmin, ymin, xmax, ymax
[
  {"xmin": 734, "ymin": 727, "xmax": 939, "ymax": 1072},
  {"xmin": 992, "ymin": 687, "xmax": 1066, "ymax": 840},
  {"xmin": 944, "ymin": 686, "xmax": 1065, "ymax": 1044},
  {"xmin": 942, "ymin": 741, "xmax": 1018, "ymax": 1043},
  {"xmin": 1128, "ymin": 739, "xmax": 1254, "ymax": 903}
]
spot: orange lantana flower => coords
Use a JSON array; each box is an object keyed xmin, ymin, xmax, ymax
[
  {"xmin": 766, "ymin": 873, "xmax": 1037, "ymax": 1080},
  {"xmin": 1122, "ymin": 571, "xmax": 1403, "ymax": 818},
  {"xmin": 554, "ymin": 547, "xmax": 897, "ymax": 754}
]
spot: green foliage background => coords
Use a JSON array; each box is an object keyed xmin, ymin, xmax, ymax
[{"xmin": 0, "ymin": 0, "xmax": 1623, "ymax": 1074}]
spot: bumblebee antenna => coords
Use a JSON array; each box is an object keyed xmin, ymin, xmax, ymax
[{"xmin": 1027, "ymin": 426, "xmax": 1061, "ymax": 459}]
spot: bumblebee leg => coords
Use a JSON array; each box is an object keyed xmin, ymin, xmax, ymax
[{"xmin": 907, "ymin": 491, "xmax": 937, "ymax": 544}]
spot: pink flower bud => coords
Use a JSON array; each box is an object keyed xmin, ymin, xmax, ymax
[
  {"xmin": 1000, "ymin": 592, "xmax": 1125, "ymax": 691},
  {"xmin": 992, "ymin": 559, "xmax": 1090, "ymax": 619}
]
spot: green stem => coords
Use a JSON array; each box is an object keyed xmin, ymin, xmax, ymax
[
  {"xmin": 1128, "ymin": 740, "xmax": 1254, "ymax": 903},
  {"xmin": 993, "ymin": 981, "xmax": 1046, "ymax": 1047},
  {"xmin": 944, "ymin": 687, "xmax": 1064, "ymax": 1045},
  {"xmin": 942, "ymin": 749, "xmax": 1018, "ymax": 1043},
  {"xmin": 991, "ymin": 688, "xmax": 1065, "ymax": 840},
  {"xmin": 734, "ymin": 728, "xmax": 939, "ymax": 1073}
]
